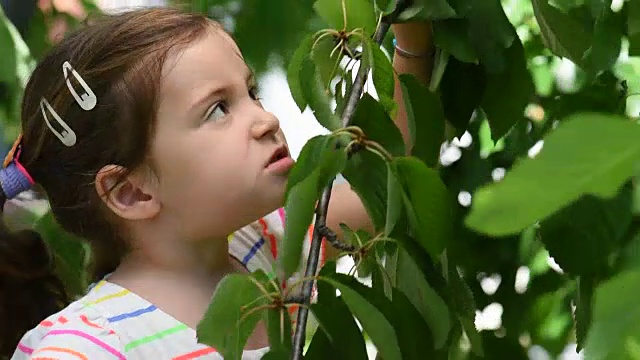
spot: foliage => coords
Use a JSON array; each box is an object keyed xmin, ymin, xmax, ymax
[{"xmin": 2, "ymin": 0, "xmax": 640, "ymax": 359}]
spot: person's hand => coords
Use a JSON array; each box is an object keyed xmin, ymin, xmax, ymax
[{"xmin": 391, "ymin": 22, "xmax": 433, "ymax": 57}]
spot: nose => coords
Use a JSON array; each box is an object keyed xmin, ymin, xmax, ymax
[{"xmin": 250, "ymin": 108, "xmax": 280, "ymax": 140}]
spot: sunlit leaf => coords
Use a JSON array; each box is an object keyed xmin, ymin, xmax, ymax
[
  {"xmin": 313, "ymin": 0, "xmax": 377, "ymax": 35},
  {"xmin": 466, "ymin": 113, "xmax": 640, "ymax": 236},
  {"xmin": 584, "ymin": 269, "xmax": 640, "ymax": 359}
]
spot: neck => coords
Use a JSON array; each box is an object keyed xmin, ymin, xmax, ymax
[{"xmin": 111, "ymin": 230, "xmax": 236, "ymax": 290}]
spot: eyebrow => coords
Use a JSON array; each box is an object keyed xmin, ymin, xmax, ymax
[{"xmin": 189, "ymin": 68, "xmax": 256, "ymax": 112}]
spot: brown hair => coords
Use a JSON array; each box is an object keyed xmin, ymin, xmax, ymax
[{"xmin": 0, "ymin": 7, "xmax": 221, "ymax": 356}]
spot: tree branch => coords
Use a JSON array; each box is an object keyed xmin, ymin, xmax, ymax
[{"xmin": 291, "ymin": 1, "xmax": 410, "ymax": 358}]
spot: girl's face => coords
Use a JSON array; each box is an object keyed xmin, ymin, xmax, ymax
[{"xmin": 149, "ymin": 29, "xmax": 293, "ymax": 242}]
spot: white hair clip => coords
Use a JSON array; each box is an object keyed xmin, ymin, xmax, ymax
[
  {"xmin": 40, "ymin": 98, "xmax": 77, "ymax": 147},
  {"xmin": 62, "ymin": 61, "xmax": 97, "ymax": 111}
]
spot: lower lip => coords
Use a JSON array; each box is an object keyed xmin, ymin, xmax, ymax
[{"xmin": 266, "ymin": 156, "xmax": 295, "ymax": 174}]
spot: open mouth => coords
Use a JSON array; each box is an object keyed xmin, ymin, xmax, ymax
[{"xmin": 267, "ymin": 146, "xmax": 289, "ymax": 166}]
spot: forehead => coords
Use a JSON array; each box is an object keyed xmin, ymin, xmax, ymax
[{"xmin": 158, "ymin": 29, "xmax": 248, "ymax": 104}]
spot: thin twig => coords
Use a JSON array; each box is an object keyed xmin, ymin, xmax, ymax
[{"xmin": 290, "ymin": 1, "xmax": 410, "ymax": 358}]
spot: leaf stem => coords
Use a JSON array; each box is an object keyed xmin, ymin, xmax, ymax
[{"xmin": 290, "ymin": 1, "xmax": 410, "ymax": 358}]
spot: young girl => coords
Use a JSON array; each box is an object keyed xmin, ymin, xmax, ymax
[{"xmin": 1, "ymin": 7, "xmax": 434, "ymax": 359}]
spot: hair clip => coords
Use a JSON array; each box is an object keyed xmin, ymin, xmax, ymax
[
  {"xmin": 63, "ymin": 61, "xmax": 97, "ymax": 111},
  {"xmin": 0, "ymin": 133, "xmax": 35, "ymax": 199},
  {"xmin": 40, "ymin": 98, "xmax": 77, "ymax": 147}
]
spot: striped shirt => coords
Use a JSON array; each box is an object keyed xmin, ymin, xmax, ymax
[{"xmin": 12, "ymin": 208, "xmax": 326, "ymax": 359}]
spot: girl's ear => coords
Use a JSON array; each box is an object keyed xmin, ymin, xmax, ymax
[{"xmin": 94, "ymin": 164, "xmax": 161, "ymax": 221}]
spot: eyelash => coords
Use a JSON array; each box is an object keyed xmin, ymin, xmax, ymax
[{"xmin": 204, "ymin": 85, "xmax": 262, "ymax": 121}]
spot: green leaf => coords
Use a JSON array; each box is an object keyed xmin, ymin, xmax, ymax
[
  {"xmin": 196, "ymin": 273, "xmax": 268, "ymax": 360},
  {"xmin": 466, "ymin": 113, "xmax": 640, "ymax": 236},
  {"xmin": 312, "ymin": 34, "xmax": 343, "ymax": 91},
  {"xmin": 313, "ymin": 0, "xmax": 377, "ymax": 35},
  {"xmin": 396, "ymin": 247, "xmax": 451, "ymax": 349},
  {"xmin": 584, "ymin": 269, "xmax": 640, "ymax": 359},
  {"xmin": 375, "ymin": 0, "xmax": 395, "ymax": 14},
  {"xmin": 341, "ymin": 91, "xmax": 405, "ymax": 236},
  {"xmin": 582, "ymin": 7, "xmax": 623, "ymax": 75},
  {"xmin": 365, "ymin": 38, "xmax": 395, "ymax": 100},
  {"xmin": 285, "ymin": 135, "xmax": 333, "ymax": 196},
  {"xmin": 310, "ymin": 302, "xmax": 368, "ymax": 359},
  {"xmin": 539, "ymin": 183, "xmax": 633, "ymax": 276},
  {"xmin": 335, "ymin": 68, "xmax": 355, "ymax": 116},
  {"xmin": 300, "ymin": 54, "xmax": 342, "ymax": 130},
  {"xmin": 432, "ymin": 19, "xmax": 478, "ymax": 64},
  {"xmin": 35, "ymin": 212, "xmax": 89, "ymax": 298},
  {"xmin": 481, "ymin": 38, "xmax": 534, "ymax": 141},
  {"xmin": 447, "ymin": 262, "xmax": 483, "ymax": 356},
  {"xmin": 398, "ymin": 74, "xmax": 446, "ymax": 167},
  {"xmin": 532, "ymin": 0, "xmax": 592, "ymax": 68},
  {"xmin": 629, "ymin": 0, "xmax": 640, "ymax": 56},
  {"xmin": 322, "ymin": 267, "xmax": 436, "ymax": 359},
  {"xmin": 575, "ymin": 275, "xmax": 597, "ymax": 350},
  {"xmin": 439, "ymin": 58, "xmax": 486, "ymax": 132},
  {"xmin": 287, "ymin": 35, "xmax": 314, "ymax": 112},
  {"xmin": 281, "ymin": 137, "xmax": 347, "ymax": 276},
  {"xmin": 305, "ymin": 327, "xmax": 339, "ymax": 359},
  {"xmin": 396, "ymin": 0, "xmax": 457, "ymax": 21},
  {"xmin": 617, "ymin": 230, "xmax": 640, "ymax": 272},
  {"xmin": 318, "ymin": 265, "xmax": 402, "ymax": 360},
  {"xmin": 264, "ymin": 307, "xmax": 292, "ymax": 353},
  {"xmin": 352, "ymin": 93, "xmax": 405, "ymax": 156},
  {"xmin": 465, "ymin": 0, "xmax": 517, "ymax": 73},
  {"xmin": 393, "ymin": 157, "xmax": 453, "ymax": 257},
  {"xmin": 341, "ymin": 141, "xmax": 389, "ymax": 232},
  {"xmin": 307, "ymin": 263, "xmax": 371, "ymax": 360},
  {"xmin": 0, "ymin": 7, "xmax": 18, "ymax": 83},
  {"xmin": 385, "ymin": 166, "xmax": 403, "ymax": 236},
  {"xmin": 260, "ymin": 350, "xmax": 289, "ymax": 360}
]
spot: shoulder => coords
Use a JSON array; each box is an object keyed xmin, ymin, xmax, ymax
[
  {"xmin": 12, "ymin": 300, "xmax": 125, "ymax": 360},
  {"xmin": 229, "ymin": 208, "xmax": 326, "ymax": 279}
]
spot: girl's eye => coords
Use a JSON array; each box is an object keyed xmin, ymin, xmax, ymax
[
  {"xmin": 249, "ymin": 86, "xmax": 261, "ymax": 101},
  {"xmin": 205, "ymin": 102, "xmax": 228, "ymax": 122}
]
